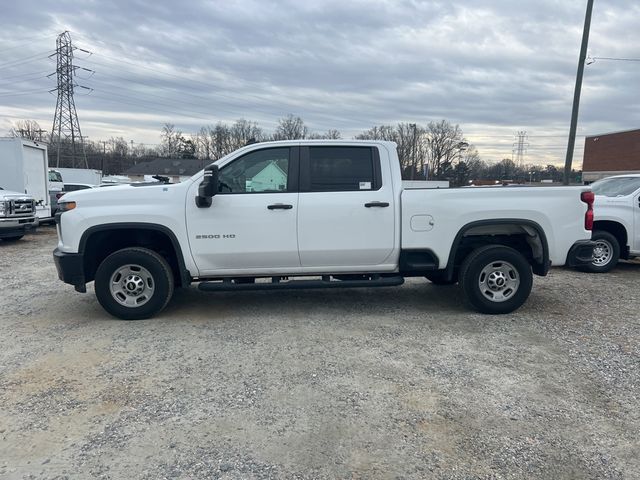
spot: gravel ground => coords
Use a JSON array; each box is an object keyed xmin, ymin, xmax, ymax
[{"xmin": 0, "ymin": 225, "xmax": 638, "ymax": 479}]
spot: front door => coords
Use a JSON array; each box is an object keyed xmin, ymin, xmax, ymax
[
  {"xmin": 297, "ymin": 145, "xmax": 396, "ymax": 269},
  {"xmin": 186, "ymin": 146, "xmax": 300, "ymax": 275}
]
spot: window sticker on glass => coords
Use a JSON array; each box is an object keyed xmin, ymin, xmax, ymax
[{"xmin": 359, "ymin": 181, "xmax": 371, "ymax": 190}]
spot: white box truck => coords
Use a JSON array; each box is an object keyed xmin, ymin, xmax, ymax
[
  {"xmin": 55, "ymin": 167, "xmax": 102, "ymax": 185},
  {"xmin": 0, "ymin": 137, "xmax": 51, "ymax": 220}
]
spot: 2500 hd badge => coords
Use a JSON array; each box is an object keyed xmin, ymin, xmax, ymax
[{"xmin": 195, "ymin": 234, "xmax": 236, "ymax": 239}]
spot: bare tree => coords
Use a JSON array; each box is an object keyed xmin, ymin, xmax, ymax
[
  {"xmin": 308, "ymin": 129, "xmax": 342, "ymax": 140},
  {"xmin": 108, "ymin": 137, "xmax": 129, "ymax": 157},
  {"xmin": 355, "ymin": 125, "xmax": 397, "ymax": 141},
  {"xmin": 424, "ymin": 120, "xmax": 466, "ymax": 179},
  {"xmin": 10, "ymin": 120, "xmax": 47, "ymax": 141},
  {"xmin": 160, "ymin": 123, "xmax": 182, "ymax": 157},
  {"xmin": 273, "ymin": 114, "xmax": 308, "ymax": 140},
  {"xmin": 194, "ymin": 127, "xmax": 211, "ymax": 161},
  {"xmin": 230, "ymin": 119, "xmax": 264, "ymax": 148}
]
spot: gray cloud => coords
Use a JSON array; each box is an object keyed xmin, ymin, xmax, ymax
[{"xmin": 1, "ymin": 0, "xmax": 638, "ymax": 165}]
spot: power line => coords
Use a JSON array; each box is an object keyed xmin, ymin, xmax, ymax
[
  {"xmin": 0, "ymin": 50, "xmax": 54, "ymax": 69},
  {"xmin": 0, "ymin": 70, "xmax": 50, "ymax": 82},
  {"xmin": 0, "ymin": 31, "xmax": 59, "ymax": 55},
  {"xmin": 0, "ymin": 88, "xmax": 51, "ymax": 97},
  {"xmin": 589, "ymin": 56, "xmax": 640, "ymax": 63}
]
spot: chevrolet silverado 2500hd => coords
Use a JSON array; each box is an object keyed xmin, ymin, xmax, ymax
[
  {"xmin": 580, "ymin": 174, "xmax": 640, "ymax": 272},
  {"xmin": 53, "ymin": 141, "xmax": 595, "ymax": 320}
]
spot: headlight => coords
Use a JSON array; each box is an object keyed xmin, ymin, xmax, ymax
[
  {"xmin": 0, "ymin": 201, "xmax": 6, "ymax": 216},
  {"xmin": 57, "ymin": 201, "xmax": 76, "ymax": 213}
]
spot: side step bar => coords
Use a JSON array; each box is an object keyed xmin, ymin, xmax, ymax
[{"xmin": 198, "ymin": 275, "xmax": 404, "ymax": 292}]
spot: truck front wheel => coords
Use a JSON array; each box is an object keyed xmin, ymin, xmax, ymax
[
  {"xmin": 94, "ymin": 247, "xmax": 174, "ymax": 320},
  {"xmin": 459, "ymin": 245, "xmax": 533, "ymax": 314}
]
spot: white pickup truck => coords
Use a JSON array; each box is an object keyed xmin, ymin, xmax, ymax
[
  {"xmin": 0, "ymin": 187, "xmax": 38, "ymax": 241},
  {"xmin": 53, "ymin": 141, "xmax": 595, "ymax": 320},
  {"xmin": 581, "ymin": 174, "xmax": 640, "ymax": 272}
]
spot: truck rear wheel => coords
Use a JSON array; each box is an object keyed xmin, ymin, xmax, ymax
[
  {"xmin": 459, "ymin": 245, "xmax": 532, "ymax": 314},
  {"xmin": 580, "ymin": 230, "xmax": 619, "ymax": 273},
  {"xmin": 94, "ymin": 247, "xmax": 174, "ymax": 320}
]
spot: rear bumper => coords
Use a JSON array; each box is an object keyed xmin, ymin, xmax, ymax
[
  {"xmin": 53, "ymin": 247, "xmax": 87, "ymax": 292},
  {"xmin": 566, "ymin": 240, "xmax": 596, "ymax": 267}
]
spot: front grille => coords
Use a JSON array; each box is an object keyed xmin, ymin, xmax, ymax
[{"xmin": 8, "ymin": 199, "xmax": 35, "ymax": 217}]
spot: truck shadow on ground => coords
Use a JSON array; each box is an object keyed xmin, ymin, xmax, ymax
[{"xmin": 162, "ymin": 281, "xmax": 472, "ymax": 324}]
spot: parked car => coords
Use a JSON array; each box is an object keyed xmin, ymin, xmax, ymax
[
  {"xmin": 0, "ymin": 187, "xmax": 38, "ymax": 241},
  {"xmin": 62, "ymin": 183, "xmax": 97, "ymax": 193},
  {"xmin": 580, "ymin": 174, "xmax": 640, "ymax": 272},
  {"xmin": 53, "ymin": 140, "xmax": 595, "ymax": 320}
]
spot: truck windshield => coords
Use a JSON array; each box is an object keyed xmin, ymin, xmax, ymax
[
  {"xmin": 49, "ymin": 171, "xmax": 63, "ymax": 182},
  {"xmin": 590, "ymin": 177, "xmax": 640, "ymax": 197}
]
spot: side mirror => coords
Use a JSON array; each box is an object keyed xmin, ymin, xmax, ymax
[{"xmin": 196, "ymin": 165, "xmax": 219, "ymax": 208}]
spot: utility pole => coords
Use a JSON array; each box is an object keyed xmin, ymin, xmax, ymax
[
  {"xmin": 564, "ymin": 0, "xmax": 594, "ymax": 185},
  {"xmin": 101, "ymin": 140, "xmax": 107, "ymax": 174},
  {"xmin": 48, "ymin": 31, "xmax": 93, "ymax": 168},
  {"xmin": 410, "ymin": 123, "xmax": 417, "ymax": 180}
]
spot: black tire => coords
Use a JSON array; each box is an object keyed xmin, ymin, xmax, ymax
[
  {"xmin": 94, "ymin": 247, "xmax": 174, "ymax": 320},
  {"xmin": 425, "ymin": 271, "xmax": 457, "ymax": 285},
  {"xmin": 1, "ymin": 235, "xmax": 24, "ymax": 242},
  {"xmin": 459, "ymin": 245, "xmax": 533, "ymax": 314},
  {"xmin": 580, "ymin": 230, "xmax": 620, "ymax": 273}
]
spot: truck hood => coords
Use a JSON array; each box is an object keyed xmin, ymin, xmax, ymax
[
  {"xmin": 0, "ymin": 188, "xmax": 33, "ymax": 200},
  {"xmin": 60, "ymin": 181, "xmax": 189, "ymax": 206}
]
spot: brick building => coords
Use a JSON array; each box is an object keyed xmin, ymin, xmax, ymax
[{"xmin": 582, "ymin": 128, "xmax": 640, "ymax": 182}]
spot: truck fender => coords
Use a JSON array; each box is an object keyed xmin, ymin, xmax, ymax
[{"xmin": 444, "ymin": 219, "xmax": 550, "ymax": 280}]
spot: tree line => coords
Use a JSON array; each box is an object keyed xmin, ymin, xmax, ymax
[{"xmin": 8, "ymin": 116, "xmax": 580, "ymax": 184}]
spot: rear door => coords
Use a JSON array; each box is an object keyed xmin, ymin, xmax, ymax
[
  {"xmin": 297, "ymin": 145, "xmax": 396, "ymax": 269},
  {"xmin": 22, "ymin": 145, "xmax": 50, "ymax": 218}
]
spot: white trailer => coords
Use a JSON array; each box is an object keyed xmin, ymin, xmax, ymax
[
  {"xmin": 55, "ymin": 167, "xmax": 102, "ymax": 185},
  {"xmin": 0, "ymin": 137, "xmax": 51, "ymax": 220}
]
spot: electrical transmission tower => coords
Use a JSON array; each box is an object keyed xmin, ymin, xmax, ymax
[
  {"xmin": 49, "ymin": 31, "xmax": 92, "ymax": 168},
  {"xmin": 512, "ymin": 131, "xmax": 529, "ymax": 169}
]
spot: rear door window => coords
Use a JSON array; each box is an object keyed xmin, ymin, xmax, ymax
[{"xmin": 305, "ymin": 146, "xmax": 379, "ymax": 192}]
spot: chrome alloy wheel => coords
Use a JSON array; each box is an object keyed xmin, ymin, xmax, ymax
[
  {"xmin": 592, "ymin": 239, "xmax": 613, "ymax": 267},
  {"xmin": 478, "ymin": 261, "xmax": 520, "ymax": 303},
  {"xmin": 109, "ymin": 264, "xmax": 155, "ymax": 308}
]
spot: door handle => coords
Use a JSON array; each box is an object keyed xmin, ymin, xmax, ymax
[
  {"xmin": 364, "ymin": 201, "xmax": 390, "ymax": 208},
  {"xmin": 267, "ymin": 203, "xmax": 293, "ymax": 210}
]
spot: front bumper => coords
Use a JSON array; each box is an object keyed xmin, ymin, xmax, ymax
[
  {"xmin": 53, "ymin": 247, "xmax": 87, "ymax": 292},
  {"xmin": 0, "ymin": 216, "xmax": 38, "ymax": 238},
  {"xmin": 566, "ymin": 239, "xmax": 596, "ymax": 267}
]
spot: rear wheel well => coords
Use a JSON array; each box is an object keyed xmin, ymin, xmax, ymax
[
  {"xmin": 81, "ymin": 228, "xmax": 185, "ymax": 286},
  {"xmin": 593, "ymin": 221, "xmax": 629, "ymax": 259},
  {"xmin": 449, "ymin": 223, "xmax": 547, "ymax": 278}
]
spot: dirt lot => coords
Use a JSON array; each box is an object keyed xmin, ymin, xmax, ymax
[{"xmin": 0, "ymin": 226, "xmax": 638, "ymax": 479}]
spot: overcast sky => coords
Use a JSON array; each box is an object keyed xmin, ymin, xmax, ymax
[{"xmin": 1, "ymin": 0, "xmax": 638, "ymax": 166}]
